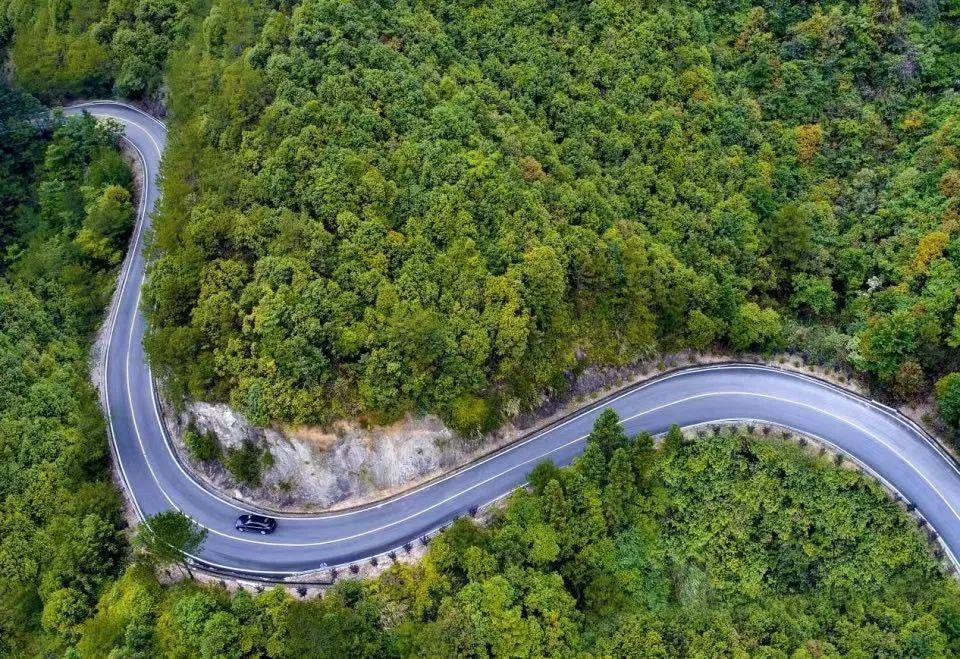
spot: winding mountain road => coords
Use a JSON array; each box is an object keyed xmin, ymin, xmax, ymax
[{"xmin": 69, "ymin": 101, "xmax": 960, "ymax": 578}]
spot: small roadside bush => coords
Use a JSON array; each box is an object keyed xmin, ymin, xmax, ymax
[
  {"xmin": 224, "ymin": 441, "xmax": 271, "ymax": 487},
  {"xmin": 449, "ymin": 394, "xmax": 499, "ymax": 438},
  {"xmin": 184, "ymin": 424, "xmax": 221, "ymax": 463}
]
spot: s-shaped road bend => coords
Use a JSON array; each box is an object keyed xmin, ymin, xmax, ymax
[{"xmin": 69, "ymin": 101, "xmax": 960, "ymax": 578}]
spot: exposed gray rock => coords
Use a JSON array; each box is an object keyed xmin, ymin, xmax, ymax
[{"xmin": 169, "ymin": 401, "xmax": 458, "ymax": 511}]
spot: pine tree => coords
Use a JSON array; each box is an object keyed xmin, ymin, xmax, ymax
[
  {"xmin": 135, "ymin": 510, "xmax": 207, "ymax": 579},
  {"xmin": 528, "ymin": 460, "xmax": 562, "ymax": 494},
  {"xmin": 541, "ymin": 479, "xmax": 570, "ymax": 535},
  {"xmin": 577, "ymin": 440, "xmax": 608, "ymax": 487},
  {"xmin": 662, "ymin": 424, "xmax": 684, "ymax": 456},
  {"xmin": 604, "ymin": 448, "xmax": 638, "ymax": 530},
  {"xmin": 631, "ymin": 431, "xmax": 656, "ymax": 488},
  {"xmin": 564, "ymin": 472, "xmax": 607, "ymax": 548},
  {"xmin": 590, "ymin": 409, "xmax": 629, "ymax": 458}
]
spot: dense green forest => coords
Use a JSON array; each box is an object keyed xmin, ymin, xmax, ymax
[
  {"xmin": 7, "ymin": 0, "xmax": 960, "ymax": 434},
  {"xmin": 0, "ymin": 89, "xmax": 134, "ymax": 655},
  {"xmin": 68, "ymin": 416, "xmax": 960, "ymax": 657},
  {"xmin": 5, "ymin": 0, "xmax": 960, "ymax": 655}
]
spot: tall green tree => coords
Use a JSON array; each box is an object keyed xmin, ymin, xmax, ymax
[
  {"xmin": 589, "ymin": 408, "xmax": 629, "ymax": 458},
  {"xmin": 603, "ymin": 447, "xmax": 638, "ymax": 530},
  {"xmin": 135, "ymin": 511, "xmax": 207, "ymax": 579}
]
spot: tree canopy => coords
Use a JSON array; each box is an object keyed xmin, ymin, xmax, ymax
[
  {"xmin": 135, "ymin": 510, "xmax": 207, "ymax": 577},
  {"xmin": 71, "ymin": 412, "xmax": 960, "ymax": 657},
  {"xmin": 6, "ymin": 0, "xmax": 960, "ymax": 654},
  {"xmin": 0, "ymin": 96, "xmax": 133, "ymax": 655},
  {"xmin": 9, "ymin": 0, "xmax": 959, "ymax": 431}
]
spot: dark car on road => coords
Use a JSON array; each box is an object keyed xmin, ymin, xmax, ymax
[{"xmin": 235, "ymin": 514, "xmax": 277, "ymax": 535}]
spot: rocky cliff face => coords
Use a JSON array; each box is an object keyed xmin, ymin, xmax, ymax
[{"xmin": 166, "ymin": 401, "xmax": 460, "ymax": 511}]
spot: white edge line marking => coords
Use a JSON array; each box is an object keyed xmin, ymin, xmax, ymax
[
  {"xmin": 133, "ymin": 390, "xmax": 960, "ymax": 549},
  {"xmin": 101, "ymin": 132, "xmax": 149, "ymax": 522},
  {"xmin": 78, "ymin": 102, "xmax": 960, "ymax": 575},
  {"xmin": 68, "ymin": 100, "xmax": 166, "ymax": 128},
  {"xmin": 139, "ymin": 361, "xmax": 960, "ymax": 522}
]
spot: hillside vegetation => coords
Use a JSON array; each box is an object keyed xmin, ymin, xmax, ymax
[
  {"xmin": 5, "ymin": 1, "xmax": 960, "ymax": 655},
  {"xmin": 75, "ymin": 416, "xmax": 960, "ymax": 657},
  {"xmin": 0, "ymin": 90, "xmax": 134, "ymax": 655},
  {"xmin": 6, "ymin": 0, "xmax": 960, "ymax": 434}
]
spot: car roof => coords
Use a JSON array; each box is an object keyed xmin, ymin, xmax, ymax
[{"xmin": 239, "ymin": 514, "xmax": 274, "ymax": 523}]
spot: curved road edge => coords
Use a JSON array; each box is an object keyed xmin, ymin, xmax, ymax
[{"xmin": 66, "ymin": 101, "xmax": 960, "ymax": 579}]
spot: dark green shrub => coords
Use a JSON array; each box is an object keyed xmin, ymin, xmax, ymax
[
  {"xmin": 184, "ymin": 425, "xmax": 221, "ymax": 463},
  {"xmin": 224, "ymin": 441, "xmax": 270, "ymax": 487}
]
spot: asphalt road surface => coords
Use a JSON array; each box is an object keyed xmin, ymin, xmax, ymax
[{"xmin": 66, "ymin": 101, "xmax": 960, "ymax": 578}]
